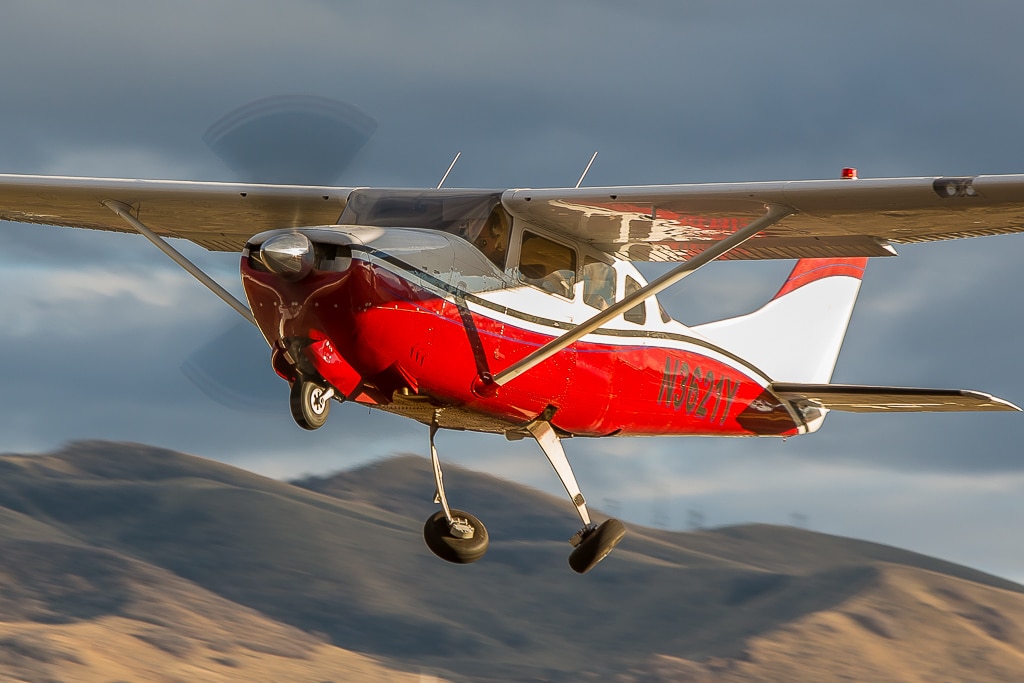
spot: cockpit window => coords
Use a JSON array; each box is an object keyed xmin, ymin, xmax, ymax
[
  {"xmin": 623, "ymin": 275, "xmax": 646, "ymax": 325},
  {"xmin": 518, "ymin": 231, "xmax": 577, "ymax": 298},
  {"xmin": 582, "ymin": 257, "xmax": 616, "ymax": 310},
  {"xmin": 339, "ymin": 189, "xmax": 501, "ymax": 241},
  {"xmin": 473, "ymin": 207, "xmax": 510, "ymax": 270}
]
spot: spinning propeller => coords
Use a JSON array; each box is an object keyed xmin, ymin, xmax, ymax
[{"xmin": 180, "ymin": 96, "xmax": 376, "ymax": 412}]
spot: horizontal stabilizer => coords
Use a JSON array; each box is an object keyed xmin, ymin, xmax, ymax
[{"xmin": 771, "ymin": 383, "xmax": 1021, "ymax": 413}]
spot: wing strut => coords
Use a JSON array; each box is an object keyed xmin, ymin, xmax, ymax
[
  {"xmin": 482, "ymin": 203, "xmax": 794, "ymax": 391},
  {"xmin": 103, "ymin": 200, "xmax": 257, "ymax": 326}
]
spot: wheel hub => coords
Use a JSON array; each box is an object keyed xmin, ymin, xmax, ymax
[
  {"xmin": 309, "ymin": 387, "xmax": 328, "ymax": 414},
  {"xmin": 448, "ymin": 517, "xmax": 475, "ymax": 539}
]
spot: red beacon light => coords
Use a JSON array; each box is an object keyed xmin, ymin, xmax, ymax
[{"xmin": 841, "ymin": 167, "xmax": 858, "ymax": 180}]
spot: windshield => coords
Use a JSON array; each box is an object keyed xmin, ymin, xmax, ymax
[{"xmin": 340, "ymin": 189, "xmax": 502, "ymax": 239}]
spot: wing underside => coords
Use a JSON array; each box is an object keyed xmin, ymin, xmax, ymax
[
  {"xmin": 0, "ymin": 174, "xmax": 352, "ymax": 252},
  {"xmin": 501, "ymin": 175, "xmax": 1024, "ymax": 261},
  {"xmin": 771, "ymin": 383, "xmax": 1021, "ymax": 413}
]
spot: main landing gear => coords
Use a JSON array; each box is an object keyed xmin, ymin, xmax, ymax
[
  {"xmin": 527, "ymin": 420, "xmax": 625, "ymax": 574},
  {"xmin": 422, "ymin": 414, "xmax": 489, "ymax": 564},
  {"xmin": 422, "ymin": 413, "xmax": 625, "ymax": 574}
]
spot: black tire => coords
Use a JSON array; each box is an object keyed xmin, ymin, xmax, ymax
[
  {"xmin": 423, "ymin": 509, "xmax": 489, "ymax": 564},
  {"xmin": 568, "ymin": 518, "xmax": 625, "ymax": 574},
  {"xmin": 289, "ymin": 380, "xmax": 330, "ymax": 430}
]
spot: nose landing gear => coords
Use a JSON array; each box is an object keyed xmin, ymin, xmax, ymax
[{"xmin": 289, "ymin": 379, "xmax": 334, "ymax": 430}]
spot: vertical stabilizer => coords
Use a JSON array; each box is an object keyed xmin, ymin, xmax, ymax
[{"xmin": 692, "ymin": 258, "xmax": 867, "ymax": 383}]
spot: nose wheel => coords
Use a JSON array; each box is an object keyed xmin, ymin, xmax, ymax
[{"xmin": 289, "ymin": 379, "xmax": 334, "ymax": 430}]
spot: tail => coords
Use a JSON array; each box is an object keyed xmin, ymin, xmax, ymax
[{"xmin": 692, "ymin": 258, "xmax": 868, "ymax": 383}]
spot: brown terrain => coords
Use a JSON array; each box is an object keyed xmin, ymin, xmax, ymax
[{"xmin": 0, "ymin": 440, "xmax": 1021, "ymax": 682}]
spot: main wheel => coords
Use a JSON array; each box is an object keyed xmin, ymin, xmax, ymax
[
  {"xmin": 568, "ymin": 518, "xmax": 625, "ymax": 574},
  {"xmin": 423, "ymin": 509, "xmax": 489, "ymax": 564},
  {"xmin": 289, "ymin": 380, "xmax": 331, "ymax": 430}
]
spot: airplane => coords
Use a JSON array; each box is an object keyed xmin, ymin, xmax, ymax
[{"xmin": 0, "ymin": 168, "xmax": 1021, "ymax": 573}]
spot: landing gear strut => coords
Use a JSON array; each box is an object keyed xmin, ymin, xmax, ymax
[
  {"xmin": 422, "ymin": 412, "xmax": 489, "ymax": 564},
  {"xmin": 289, "ymin": 379, "xmax": 333, "ymax": 431},
  {"xmin": 527, "ymin": 420, "xmax": 625, "ymax": 574},
  {"xmin": 419, "ymin": 412, "xmax": 623, "ymax": 573}
]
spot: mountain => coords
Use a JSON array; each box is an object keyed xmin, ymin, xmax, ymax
[{"xmin": 0, "ymin": 441, "xmax": 1021, "ymax": 681}]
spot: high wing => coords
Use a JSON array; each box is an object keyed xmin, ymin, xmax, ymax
[
  {"xmin": 0, "ymin": 174, "xmax": 353, "ymax": 252},
  {"xmin": 501, "ymin": 174, "xmax": 1024, "ymax": 261},
  {"xmin": 3, "ymin": 173, "xmax": 1024, "ymax": 261}
]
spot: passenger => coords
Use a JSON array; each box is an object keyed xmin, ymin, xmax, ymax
[{"xmin": 474, "ymin": 208, "xmax": 510, "ymax": 269}]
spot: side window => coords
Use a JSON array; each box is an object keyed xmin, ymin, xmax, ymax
[
  {"xmin": 518, "ymin": 231, "xmax": 577, "ymax": 298},
  {"xmin": 473, "ymin": 207, "xmax": 510, "ymax": 270},
  {"xmin": 582, "ymin": 257, "xmax": 616, "ymax": 310},
  {"xmin": 658, "ymin": 301, "xmax": 672, "ymax": 323},
  {"xmin": 623, "ymin": 276, "xmax": 646, "ymax": 325}
]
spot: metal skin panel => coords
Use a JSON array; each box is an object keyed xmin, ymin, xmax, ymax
[{"xmin": 241, "ymin": 247, "xmax": 800, "ymax": 439}]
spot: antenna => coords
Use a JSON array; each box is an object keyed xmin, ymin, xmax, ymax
[
  {"xmin": 437, "ymin": 151, "xmax": 461, "ymax": 189},
  {"xmin": 575, "ymin": 151, "xmax": 598, "ymax": 189}
]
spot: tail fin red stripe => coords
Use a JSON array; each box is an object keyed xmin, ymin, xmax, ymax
[{"xmin": 772, "ymin": 258, "xmax": 868, "ymax": 301}]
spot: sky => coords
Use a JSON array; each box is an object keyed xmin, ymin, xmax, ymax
[{"xmin": 1, "ymin": 0, "xmax": 1023, "ymax": 581}]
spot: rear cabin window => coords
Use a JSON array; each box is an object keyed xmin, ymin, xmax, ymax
[
  {"xmin": 623, "ymin": 275, "xmax": 646, "ymax": 324},
  {"xmin": 582, "ymin": 257, "xmax": 616, "ymax": 310},
  {"xmin": 518, "ymin": 232, "xmax": 577, "ymax": 298}
]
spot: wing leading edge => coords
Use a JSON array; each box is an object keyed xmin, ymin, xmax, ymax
[{"xmin": 771, "ymin": 383, "xmax": 1020, "ymax": 413}]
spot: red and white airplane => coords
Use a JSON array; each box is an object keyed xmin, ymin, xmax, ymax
[{"xmin": 0, "ymin": 170, "xmax": 1020, "ymax": 572}]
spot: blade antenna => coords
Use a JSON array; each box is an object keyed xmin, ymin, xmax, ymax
[
  {"xmin": 437, "ymin": 151, "xmax": 462, "ymax": 189},
  {"xmin": 575, "ymin": 151, "xmax": 599, "ymax": 189}
]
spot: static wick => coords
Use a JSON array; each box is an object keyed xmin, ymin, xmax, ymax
[
  {"xmin": 575, "ymin": 151, "xmax": 599, "ymax": 189},
  {"xmin": 437, "ymin": 151, "xmax": 462, "ymax": 189}
]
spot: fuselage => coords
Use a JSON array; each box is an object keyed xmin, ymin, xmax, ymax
[{"xmin": 240, "ymin": 215, "xmax": 807, "ymax": 439}]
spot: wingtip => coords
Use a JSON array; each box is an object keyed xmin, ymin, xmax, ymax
[{"xmin": 962, "ymin": 390, "xmax": 1021, "ymax": 412}]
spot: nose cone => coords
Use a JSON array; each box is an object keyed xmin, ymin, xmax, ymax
[{"xmin": 261, "ymin": 233, "xmax": 314, "ymax": 280}]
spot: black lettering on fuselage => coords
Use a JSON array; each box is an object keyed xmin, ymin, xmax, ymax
[{"xmin": 658, "ymin": 356, "xmax": 742, "ymax": 424}]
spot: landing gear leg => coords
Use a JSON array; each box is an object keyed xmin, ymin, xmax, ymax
[
  {"xmin": 422, "ymin": 412, "xmax": 488, "ymax": 564},
  {"xmin": 527, "ymin": 420, "xmax": 625, "ymax": 574}
]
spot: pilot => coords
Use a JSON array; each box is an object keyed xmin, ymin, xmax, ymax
[{"xmin": 474, "ymin": 207, "xmax": 510, "ymax": 269}]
